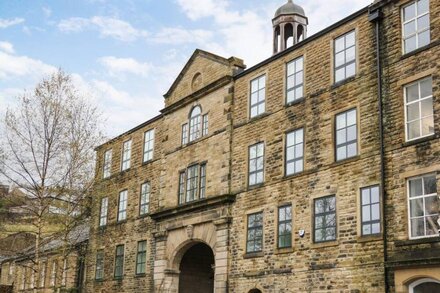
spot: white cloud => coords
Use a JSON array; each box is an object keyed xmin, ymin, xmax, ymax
[
  {"xmin": 0, "ymin": 51, "xmax": 56, "ymax": 79},
  {"xmin": 42, "ymin": 7, "xmax": 52, "ymax": 18},
  {"xmin": 58, "ymin": 16, "xmax": 148, "ymax": 42},
  {"xmin": 0, "ymin": 18, "xmax": 25, "ymax": 29},
  {"xmin": 151, "ymin": 27, "xmax": 213, "ymax": 45},
  {"xmin": 0, "ymin": 41, "xmax": 14, "ymax": 54},
  {"xmin": 98, "ymin": 56, "xmax": 151, "ymax": 77}
]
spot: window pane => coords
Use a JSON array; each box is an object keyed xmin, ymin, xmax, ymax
[
  {"xmin": 371, "ymin": 223, "xmax": 380, "ymax": 234},
  {"xmin": 362, "ymin": 189, "xmax": 370, "ymax": 205},
  {"xmin": 295, "ymin": 86, "xmax": 303, "ymax": 100},
  {"xmin": 410, "ymin": 198, "xmax": 424, "ymax": 217},
  {"xmin": 346, "ymin": 63, "xmax": 356, "ymax": 78},
  {"xmin": 411, "ymin": 218, "xmax": 425, "ymax": 237},
  {"xmin": 407, "ymin": 103, "xmax": 420, "ymax": 121},
  {"xmin": 424, "ymin": 175, "xmax": 437, "ymax": 194},
  {"xmin": 347, "ymin": 125, "xmax": 357, "ymax": 141},
  {"xmin": 410, "ymin": 178, "xmax": 423, "ymax": 197},
  {"xmin": 362, "ymin": 206, "xmax": 371, "ymax": 221},
  {"xmin": 371, "ymin": 187, "xmax": 380, "ymax": 203},
  {"xmin": 418, "ymin": 29, "xmax": 430, "ymax": 48},
  {"xmin": 421, "ymin": 116, "xmax": 434, "ymax": 136},
  {"xmin": 417, "ymin": 0, "xmax": 429, "ymax": 14},
  {"xmin": 420, "ymin": 78, "xmax": 433, "ymax": 97},
  {"xmin": 404, "ymin": 20, "xmax": 416, "ymax": 37},
  {"xmin": 335, "ymin": 37, "xmax": 344, "ymax": 53},
  {"xmin": 336, "ymin": 114, "xmax": 346, "ymax": 129},
  {"xmin": 335, "ymin": 68, "xmax": 345, "ymax": 83},
  {"xmin": 371, "ymin": 203, "xmax": 380, "ymax": 220},
  {"xmin": 426, "ymin": 215, "xmax": 439, "ymax": 235},
  {"xmin": 363, "ymin": 224, "xmax": 371, "ymax": 235},
  {"xmin": 335, "ymin": 51, "xmax": 345, "ymax": 67},
  {"xmin": 406, "ymin": 83, "xmax": 419, "ymax": 102},
  {"xmin": 337, "ymin": 147, "xmax": 346, "ymax": 161},
  {"xmin": 405, "ymin": 36, "xmax": 417, "ymax": 53},
  {"xmin": 417, "ymin": 14, "xmax": 430, "ymax": 30},
  {"xmin": 346, "ymin": 47, "xmax": 355, "ymax": 62},
  {"xmin": 408, "ymin": 121, "xmax": 421, "ymax": 140},
  {"xmin": 420, "ymin": 98, "xmax": 433, "ymax": 118},
  {"xmin": 346, "ymin": 32, "xmax": 355, "ymax": 47},
  {"xmin": 403, "ymin": 3, "xmax": 416, "ymax": 21},
  {"xmin": 347, "ymin": 142, "xmax": 357, "ymax": 158},
  {"xmin": 425, "ymin": 195, "xmax": 438, "ymax": 214}
]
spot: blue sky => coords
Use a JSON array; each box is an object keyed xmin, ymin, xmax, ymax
[{"xmin": 0, "ymin": 0, "xmax": 371, "ymax": 137}]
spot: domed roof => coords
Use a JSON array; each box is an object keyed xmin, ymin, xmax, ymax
[{"xmin": 274, "ymin": 0, "xmax": 305, "ymax": 18}]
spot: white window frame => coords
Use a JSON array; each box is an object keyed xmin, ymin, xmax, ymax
[
  {"xmin": 285, "ymin": 128, "xmax": 304, "ymax": 176},
  {"xmin": 404, "ymin": 77, "xmax": 434, "ymax": 142},
  {"xmin": 139, "ymin": 182, "xmax": 150, "ymax": 215},
  {"xmin": 103, "ymin": 149, "xmax": 112, "ymax": 179},
  {"xmin": 250, "ymin": 75, "xmax": 266, "ymax": 118},
  {"xmin": 99, "ymin": 197, "xmax": 108, "ymax": 227},
  {"xmin": 121, "ymin": 140, "xmax": 132, "ymax": 171},
  {"xmin": 248, "ymin": 142, "xmax": 265, "ymax": 186},
  {"xmin": 117, "ymin": 190, "xmax": 128, "ymax": 222},
  {"xmin": 181, "ymin": 123, "xmax": 188, "ymax": 145},
  {"xmin": 407, "ymin": 174, "xmax": 438, "ymax": 240},
  {"xmin": 335, "ymin": 108, "xmax": 358, "ymax": 161},
  {"xmin": 143, "ymin": 129, "xmax": 155, "ymax": 163},
  {"xmin": 401, "ymin": 0, "xmax": 430, "ymax": 54},
  {"xmin": 189, "ymin": 106, "xmax": 202, "ymax": 142}
]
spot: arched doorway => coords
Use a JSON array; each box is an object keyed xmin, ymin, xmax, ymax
[{"xmin": 178, "ymin": 242, "xmax": 214, "ymax": 293}]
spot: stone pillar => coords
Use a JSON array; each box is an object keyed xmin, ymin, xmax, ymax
[
  {"xmin": 273, "ymin": 27, "xmax": 279, "ymax": 54},
  {"xmin": 293, "ymin": 23, "xmax": 298, "ymax": 45},
  {"xmin": 153, "ymin": 230, "xmax": 175, "ymax": 292},
  {"xmin": 280, "ymin": 24, "xmax": 286, "ymax": 52},
  {"xmin": 213, "ymin": 217, "xmax": 231, "ymax": 293}
]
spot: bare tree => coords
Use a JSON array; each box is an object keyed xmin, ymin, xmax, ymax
[{"xmin": 0, "ymin": 70, "xmax": 103, "ymax": 292}]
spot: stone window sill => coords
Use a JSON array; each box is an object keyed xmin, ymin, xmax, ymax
[
  {"xmin": 395, "ymin": 236, "xmax": 440, "ymax": 247},
  {"xmin": 310, "ymin": 240, "xmax": 339, "ymax": 249},
  {"xmin": 285, "ymin": 97, "xmax": 305, "ymax": 108},
  {"xmin": 135, "ymin": 273, "xmax": 146, "ymax": 278},
  {"xmin": 357, "ymin": 234, "xmax": 382, "ymax": 243},
  {"xmin": 331, "ymin": 75, "xmax": 356, "ymax": 90},
  {"xmin": 247, "ymin": 183, "xmax": 265, "ymax": 191},
  {"xmin": 274, "ymin": 247, "xmax": 294, "ymax": 255},
  {"xmin": 402, "ymin": 134, "xmax": 437, "ymax": 148},
  {"xmin": 248, "ymin": 112, "xmax": 271, "ymax": 123},
  {"xmin": 330, "ymin": 155, "xmax": 360, "ymax": 167},
  {"xmin": 243, "ymin": 251, "xmax": 264, "ymax": 259}
]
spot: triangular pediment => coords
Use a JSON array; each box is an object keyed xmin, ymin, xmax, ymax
[{"xmin": 164, "ymin": 49, "xmax": 245, "ymax": 106}]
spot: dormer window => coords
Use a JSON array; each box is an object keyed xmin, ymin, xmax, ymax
[{"xmin": 181, "ymin": 105, "xmax": 209, "ymax": 145}]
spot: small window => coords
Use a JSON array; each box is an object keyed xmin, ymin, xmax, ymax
[
  {"xmin": 404, "ymin": 77, "xmax": 434, "ymax": 141},
  {"xmin": 103, "ymin": 149, "xmax": 112, "ymax": 179},
  {"xmin": 182, "ymin": 124, "xmax": 188, "ymax": 145},
  {"xmin": 121, "ymin": 140, "xmax": 132, "ymax": 171},
  {"xmin": 286, "ymin": 56, "xmax": 304, "ymax": 103},
  {"xmin": 117, "ymin": 190, "xmax": 128, "ymax": 222},
  {"xmin": 249, "ymin": 142, "xmax": 264, "ymax": 186},
  {"xmin": 189, "ymin": 106, "xmax": 202, "ymax": 142},
  {"xmin": 402, "ymin": 0, "xmax": 430, "ymax": 54},
  {"xmin": 139, "ymin": 183, "xmax": 150, "ymax": 216},
  {"xmin": 408, "ymin": 174, "xmax": 438, "ymax": 239},
  {"xmin": 361, "ymin": 185, "xmax": 381, "ymax": 236},
  {"xmin": 143, "ymin": 129, "xmax": 154, "ymax": 163},
  {"xmin": 286, "ymin": 129, "xmax": 304, "ymax": 176},
  {"xmin": 334, "ymin": 30, "xmax": 356, "ymax": 83},
  {"xmin": 99, "ymin": 197, "xmax": 108, "ymax": 227},
  {"xmin": 202, "ymin": 114, "xmax": 209, "ymax": 136},
  {"xmin": 409, "ymin": 278, "xmax": 440, "ymax": 293},
  {"xmin": 250, "ymin": 75, "xmax": 266, "ymax": 118},
  {"xmin": 335, "ymin": 108, "xmax": 358, "ymax": 161},
  {"xmin": 95, "ymin": 250, "xmax": 104, "ymax": 280},
  {"xmin": 278, "ymin": 205, "xmax": 292, "ymax": 248},
  {"xmin": 136, "ymin": 241, "xmax": 147, "ymax": 275},
  {"xmin": 114, "ymin": 245, "xmax": 124, "ymax": 278},
  {"xmin": 246, "ymin": 212, "xmax": 263, "ymax": 253},
  {"xmin": 178, "ymin": 164, "xmax": 207, "ymax": 205},
  {"xmin": 314, "ymin": 195, "xmax": 337, "ymax": 243}
]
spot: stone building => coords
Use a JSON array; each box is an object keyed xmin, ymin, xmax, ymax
[
  {"xmin": 0, "ymin": 225, "xmax": 89, "ymax": 292},
  {"xmin": 86, "ymin": 0, "xmax": 440, "ymax": 292}
]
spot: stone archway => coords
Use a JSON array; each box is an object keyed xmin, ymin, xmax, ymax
[{"xmin": 178, "ymin": 242, "xmax": 215, "ymax": 293}]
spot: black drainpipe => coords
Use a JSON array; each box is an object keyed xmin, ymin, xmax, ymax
[{"xmin": 368, "ymin": 6, "xmax": 388, "ymax": 293}]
